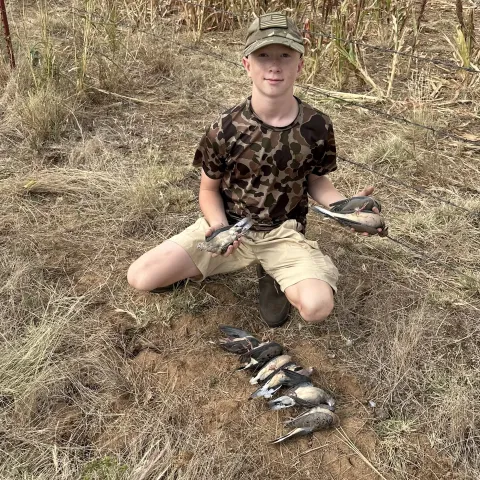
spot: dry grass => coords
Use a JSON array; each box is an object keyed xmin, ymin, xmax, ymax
[{"xmin": 1, "ymin": 0, "xmax": 480, "ymax": 479}]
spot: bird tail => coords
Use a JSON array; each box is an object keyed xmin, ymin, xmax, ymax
[
  {"xmin": 311, "ymin": 205, "xmax": 336, "ymax": 219},
  {"xmin": 311, "ymin": 205, "xmax": 360, "ymax": 227},
  {"xmin": 263, "ymin": 386, "xmax": 281, "ymax": 399},
  {"xmin": 249, "ymin": 373, "xmax": 263, "ymax": 385},
  {"xmin": 236, "ymin": 358, "xmax": 258, "ymax": 371},
  {"xmin": 250, "ymin": 385, "xmax": 280, "ymax": 399},
  {"xmin": 268, "ymin": 396, "xmax": 295, "ymax": 410},
  {"xmin": 236, "ymin": 215, "xmax": 254, "ymax": 233},
  {"xmin": 270, "ymin": 427, "xmax": 313, "ymax": 444}
]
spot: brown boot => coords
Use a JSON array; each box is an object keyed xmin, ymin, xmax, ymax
[{"xmin": 257, "ymin": 265, "xmax": 290, "ymax": 328}]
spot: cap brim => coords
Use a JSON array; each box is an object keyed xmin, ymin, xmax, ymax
[{"xmin": 244, "ymin": 37, "xmax": 304, "ymax": 57}]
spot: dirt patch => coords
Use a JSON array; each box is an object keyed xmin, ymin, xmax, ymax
[{"xmin": 123, "ymin": 317, "xmax": 381, "ymax": 480}]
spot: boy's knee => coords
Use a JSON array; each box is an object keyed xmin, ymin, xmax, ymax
[
  {"xmin": 127, "ymin": 259, "xmax": 159, "ymax": 291},
  {"xmin": 299, "ymin": 296, "xmax": 334, "ymax": 323},
  {"xmin": 127, "ymin": 262, "xmax": 145, "ymax": 291}
]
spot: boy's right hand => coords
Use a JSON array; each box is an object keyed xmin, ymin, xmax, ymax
[{"xmin": 205, "ymin": 223, "xmax": 241, "ymax": 258}]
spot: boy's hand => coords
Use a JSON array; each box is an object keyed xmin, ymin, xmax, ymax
[
  {"xmin": 213, "ymin": 240, "xmax": 241, "ymax": 257},
  {"xmin": 204, "ymin": 223, "xmax": 225, "ymax": 239},
  {"xmin": 205, "ymin": 223, "xmax": 242, "ymax": 258}
]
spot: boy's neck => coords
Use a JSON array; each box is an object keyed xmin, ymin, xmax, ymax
[{"xmin": 250, "ymin": 91, "xmax": 299, "ymax": 127}]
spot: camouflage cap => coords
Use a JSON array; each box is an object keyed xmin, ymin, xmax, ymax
[{"xmin": 244, "ymin": 13, "xmax": 304, "ymax": 57}]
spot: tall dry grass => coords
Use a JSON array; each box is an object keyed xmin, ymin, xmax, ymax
[{"xmin": 1, "ymin": 0, "xmax": 479, "ymax": 479}]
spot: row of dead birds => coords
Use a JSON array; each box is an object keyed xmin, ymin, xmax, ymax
[{"xmin": 218, "ymin": 325, "xmax": 340, "ymax": 444}]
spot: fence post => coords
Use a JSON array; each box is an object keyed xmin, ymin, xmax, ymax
[{"xmin": 0, "ymin": 0, "xmax": 15, "ymax": 69}]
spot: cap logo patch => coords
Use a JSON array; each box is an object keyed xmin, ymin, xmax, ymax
[{"xmin": 259, "ymin": 13, "xmax": 288, "ymax": 30}]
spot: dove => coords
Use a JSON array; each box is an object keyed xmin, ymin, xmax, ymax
[
  {"xmin": 259, "ymin": 361, "xmax": 302, "ymax": 384},
  {"xmin": 268, "ymin": 383, "xmax": 335, "ymax": 410},
  {"xmin": 250, "ymin": 367, "xmax": 313, "ymax": 399},
  {"xmin": 270, "ymin": 406, "xmax": 340, "ymax": 444},
  {"xmin": 197, "ymin": 217, "xmax": 254, "ymax": 254},
  {"xmin": 237, "ymin": 342, "xmax": 283, "ymax": 371},
  {"xmin": 311, "ymin": 205, "xmax": 387, "ymax": 236},
  {"xmin": 218, "ymin": 325, "xmax": 261, "ymax": 355},
  {"xmin": 250, "ymin": 355, "xmax": 292, "ymax": 385}
]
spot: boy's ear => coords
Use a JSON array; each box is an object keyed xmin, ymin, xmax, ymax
[
  {"xmin": 297, "ymin": 55, "xmax": 304, "ymax": 73},
  {"xmin": 242, "ymin": 56, "xmax": 251, "ymax": 75}
]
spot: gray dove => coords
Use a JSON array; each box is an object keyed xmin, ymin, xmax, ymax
[
  {"xmin": 311, "ymin": 205, "xmax": 387, "ymax": 236},
  {"xmin": 268, "ymin": 383, "xmax": 335, "ymax": 410},
  {"xmin": 197, "ymin": 217, "xmax": 254, "ymax": 254},
  {"xmin": 250, "ymin": 367, "xmax": 313, "ymax": 399},
  {"xmin": 237, "ymin": 342, "xmax": 283, "ymax": 371},
  {"xmin": 250, "ymin": 355, "xmax": 292, "ymax": 385},
  {"xmin": 270, "ymin": 406, "xmax": 340, "ymax": 444},
  {"xmin": 218, "ymin": 325, "xmax": 260, "ymax": 355}
]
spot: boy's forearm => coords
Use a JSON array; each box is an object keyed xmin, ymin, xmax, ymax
[
  {"xmin": 307, "ymin": 175, "xmax": 346, "ymax": 207},
  {"xmin": 199, "ymin": 188, "xmax": 229, "ymax": 227}
]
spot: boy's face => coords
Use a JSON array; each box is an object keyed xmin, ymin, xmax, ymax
[{"xmin": 243, "ymin": 44, "xmax": 304, "ymax": 99}]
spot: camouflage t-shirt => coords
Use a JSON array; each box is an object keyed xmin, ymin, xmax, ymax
[{"xmin": 193, "ymin": 96, "xmax": 337, "ymax": 230}]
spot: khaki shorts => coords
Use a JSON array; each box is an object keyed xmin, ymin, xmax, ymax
[{"xmin": 169, "ymin": 218, "xmax": 338, "ymax": 293}]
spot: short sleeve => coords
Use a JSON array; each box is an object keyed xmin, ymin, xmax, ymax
[
  {"xmin": 192, "ymin": 119, "xmax": 226, "ymax": 179},
  {"xmin": 311, "ymin": 117, "xmax": 337, "ymax": 177}
]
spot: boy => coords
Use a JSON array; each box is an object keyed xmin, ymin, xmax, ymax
[{"xmin": 127, "ymin": 13, "xmax": 382, "ymax": 327}]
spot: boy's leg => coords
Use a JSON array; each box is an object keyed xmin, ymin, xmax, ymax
[
  {"xmin": 127, "ymin": 240, "xmax": 202, "ymax": 292},
  {"xmin": 128, "ymin": 218, "xmax": 256, "ymax": 292},
  {"xmin": 256, "ymin": 220, "xmax": 338, "ymax": 324},
  {"xmin": 284, "ymin": 279, "xmax": 334, "ymax": 323}
]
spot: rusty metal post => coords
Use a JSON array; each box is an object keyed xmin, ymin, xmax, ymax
[{"xmin": 0, "ymin": 0, "xmax": 15, "ymax": 69}]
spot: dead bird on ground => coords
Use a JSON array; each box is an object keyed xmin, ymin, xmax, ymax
[
  {"xmin": 311, "ymin": 205, "xmax": 387, "ymax": 236},
  {"xmin": 237, "ymin": 342, "xmax": 283, "ymax": 371},
  {"xmin": 250, "ymin": 367, "xmax": 313, "ymax": 399},
  {"xmin": 249, "ymin": 355, "xmax": 292, "ymax": 385},
  {"xmin": 268, "ymin": 383, "xmax": 335, "ymax": 410},
  {"xmin": 218, "ymin": 325, "xmax": 261, "ymax": 355},
  {"xmin": 270, "ymin": 406, "xmax": 340, "ymax": 444},
  {"xmin": 197, "ymin": 217, "xmax": 254, "ymax": 254}
]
